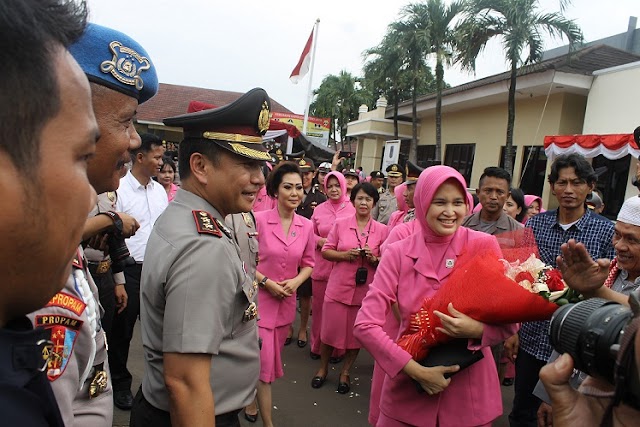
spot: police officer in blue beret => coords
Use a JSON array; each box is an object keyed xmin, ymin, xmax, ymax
[
  {"xmin": 132, "ymin": 88, "xmax": 270, "ymax": 426},
  {"xmin": 27, "ymin": 22, "xmax": 159, "ymax": 426},
  {"xmin": 0, "ymin": 1, "xmax": 96, "ymax": 426}
]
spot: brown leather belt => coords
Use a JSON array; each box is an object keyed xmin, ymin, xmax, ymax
[{"xmin": 88, "ymin": 260, "xmax": 111, "ymax": 274}]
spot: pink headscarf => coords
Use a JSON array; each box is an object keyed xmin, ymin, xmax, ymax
[
  {"xmin": 414, "ymin": 165, "xmax": 469, "ymax": 244},
  {"xmin": 524, "ymin": 194, "xmax": 545, "ymax": 213},
  {"xmin": 324, "ymin": 171, "xmax": 349, "ymax": 212},
  {"xmin": 394, "ymin": 183, "xmax": 408, "ymax": 213}
]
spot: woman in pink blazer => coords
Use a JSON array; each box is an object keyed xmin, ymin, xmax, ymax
[
  {"xmin": 354, "ymin": 166, "xmax": 518, "ymax": 427},
  {"xmin": 254, "ymin": 162, "xmax": 315, "ymax": 427},
  {"xmin": 309, "ymin": 172, "xmax": 355, "ymax": 359},
  {"xmin": 311, "ymin": 182, "xmax": 388, "ymax": 394}
]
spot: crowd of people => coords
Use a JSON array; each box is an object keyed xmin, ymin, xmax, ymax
[{"xmin": 3, "ymin": 1, "xmax": 640, "ymax": 427}]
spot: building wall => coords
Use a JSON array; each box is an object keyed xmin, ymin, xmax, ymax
[{"xmin": 582, "ymin": 63, "xmax": 640, "ymax": 201}]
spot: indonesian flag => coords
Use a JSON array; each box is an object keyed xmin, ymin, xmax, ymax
[{"xmin": 290, "ymin": 27, "xmax": 314, "ymax": 84}]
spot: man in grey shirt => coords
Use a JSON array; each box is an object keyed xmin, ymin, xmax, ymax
[{"xmin": 131, "ymin": 88, "xmax": 272, "ymax": 427}]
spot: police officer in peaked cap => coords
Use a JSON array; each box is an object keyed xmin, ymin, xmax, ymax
[{"xmin": 131, "ymin": 88, "xmax": 270, "ymax": 426}]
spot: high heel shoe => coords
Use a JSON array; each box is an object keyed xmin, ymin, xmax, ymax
[{"xmin": 244, "ymin": 410, "xmax": 258, "ymax": 423}]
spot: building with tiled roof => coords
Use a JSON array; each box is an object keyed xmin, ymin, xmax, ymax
[{"xmin": 137, "ymin": 83, "xmax": 293, "ymax": 125}]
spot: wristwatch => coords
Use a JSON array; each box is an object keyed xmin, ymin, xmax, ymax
[
  {"xmin": 258, "ymin": 276, "xmax": 268, "ymax": 289},
  {"xmin": 97, "ymin": 211, "xmax": 123, "ymax": 235}
]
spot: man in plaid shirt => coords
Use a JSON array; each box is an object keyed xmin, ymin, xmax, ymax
[{"xmin": 508, "ymin": 153, "xmax": 615, "ymax": 426}]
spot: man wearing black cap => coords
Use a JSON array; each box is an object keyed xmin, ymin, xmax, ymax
[
  {"xmin": 294, "ymin": 157, "xmax": 327, "ymax": 349},
  {"xmin": 372, "ymin": 164, "xmax": 402, "ymax": 224},
  {"xmin": 0, "ymin": 1, "xmax": 95, "ymax": 425},
  {"xmin": 27, "ymin": 21, "xmax": 159, "ymax": 425},
  {"xmin": 403, "ymin": 161, "xmax": 423, "ymax": 223},
  {"xmin": 132, "ymin": 88, "xmax": 271, "ymax": 426}
]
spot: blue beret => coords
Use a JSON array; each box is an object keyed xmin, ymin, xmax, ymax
[{"xmin": 69, "ymin": 23, "xmax": 158, "ymax": 104}]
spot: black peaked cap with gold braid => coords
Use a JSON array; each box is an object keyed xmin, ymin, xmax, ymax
[{"xmin": 163, "ymin": 88, "xmax": 272, "ymax": 161}]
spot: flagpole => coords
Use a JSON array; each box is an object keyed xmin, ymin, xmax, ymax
[{"xmin": 302, "ymin": 18, "xmax": 319, "ymax": 136}]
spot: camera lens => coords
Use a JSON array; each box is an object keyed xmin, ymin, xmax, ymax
[{"xmin": 550, "ymin": 298, "xmax": 632, "ymax": 383}]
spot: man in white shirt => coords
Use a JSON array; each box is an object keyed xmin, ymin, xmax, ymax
[{"xmin": 111, "ymin": 132, "xmax": 168, "ymax": 408}]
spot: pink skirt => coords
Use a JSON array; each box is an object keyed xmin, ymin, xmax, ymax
[
  {"xmin": 378, "ymin": 411, "xmax": 492, "ymax": 427},
  {"xmin": 320, "ymin": 296, "xmax": 360, "ymax": 350},
  {"xmin": 258, "ymin": 324, "xmax": 289, "ymax": 383}
]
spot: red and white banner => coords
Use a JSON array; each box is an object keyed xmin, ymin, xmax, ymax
[
  {"xmin": 544, "ymin": 134, "xmax": 639, "ymax": 160},
  {"xmin": 290, "ymin": 28, "xmax": 314, "ymax": 84}
]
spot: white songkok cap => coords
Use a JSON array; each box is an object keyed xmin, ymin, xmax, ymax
[{"xmin": 616, "ymin": 195, "xmax": 640, "ymax": 227}]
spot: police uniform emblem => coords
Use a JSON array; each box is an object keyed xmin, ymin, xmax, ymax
[
  {"xmin": 258, "ymin": 101, "xmax": 270, "ymax": 133},
  {"xmin": 243, "ymin": 302, "xmax": 258, "ymax": 322},
  {"xmin": 391, "ymin": 165, "xmax": 398, "ymax": 172},
  {"xmin": 192, "ymin": 210, "xmax": 222, "ymax": 237},
  {"xmin": 241, "ymin": 212, "xmax": 254, "ymax": 228},
  {"xmin": 299, "ymin": 159, "xmax": 307, "ymax": 166},
  {"xmin": 106, "ymin": 191, "xmax": 117, "ymax": 203},
  {"xmin": 100, "ymin": 41, "xmax": 151, "ymax": 90},
  {"xmin": 35, "ymin": 315, "xmax": 83, "ymax": 381}
]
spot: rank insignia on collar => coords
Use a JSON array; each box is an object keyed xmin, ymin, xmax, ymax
[
  {"xmin": 241, "ymin": 212, "xmax": 254, "ymax": 228},
  {"xmin": 100, "ymin": 41, "xmax": 151, "ymax": 90},
  {"xmin": 214, "ymin": 218, "xmax": 233, "ymax": 239},
  {"xmin": 192, "ymin": 210, "xmax": 222, "ymax": 237},
  {"xmin": 72, "ymin": 248, "xmax": 84, "ymax": 270},
  {"xmin": 106, "ymin": 192, "xmax": 117, "ymax": 203}
]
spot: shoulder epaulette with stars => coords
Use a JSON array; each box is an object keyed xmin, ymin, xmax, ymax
[{"xmin": 192, "ymin": 210, "xmax": 222, "ymax": 237}]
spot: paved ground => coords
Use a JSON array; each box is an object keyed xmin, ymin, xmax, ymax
[{"xmin": 114, "ymin": 317, "xmax": 514, "ymax": 426}]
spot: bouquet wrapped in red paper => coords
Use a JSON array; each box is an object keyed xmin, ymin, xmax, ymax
[{"xmin": 397, "ymin": 229, "xmax": 581, "ymax": 361}]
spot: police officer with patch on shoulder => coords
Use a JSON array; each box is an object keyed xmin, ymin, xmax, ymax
[
  {"xmin": 131, "ymin": 88, "xmax": 271, "ymax": 427},
  {"xmin": 372, "ymin": 164, "xmax": 403, "ymax": 225},
  {"xmin": 27, "ymin": 22, "xmax": 158, "ymax": 426}
]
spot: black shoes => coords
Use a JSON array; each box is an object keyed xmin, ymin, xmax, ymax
[
  {"xmin": 113, "ymin": 389, "xmax": 133, "ymax": 410},
  {"xmin": 309, "ymin": 351, "xmax": 320, "ymax": 360},
  {"xmin": 244, "ymin": 410, "xmax": 258, "ymax": 423},
  {"xmin": 284, "ymin": 336, "xmax": 292, "ymax": 346},
  {"xmin": 337, "ymin": 374, "xmax": 350, "ymax": 394},
  {"xmin": 297, "ymin": 339, "xmax": 307, "ymax": 348},
  {"xmin": 311, "ymin": 375, "xmax": 327, "ymax": 389},
  {"xmin": 502, "ymin": 378, "xmax": 514, "ymax": 386}
]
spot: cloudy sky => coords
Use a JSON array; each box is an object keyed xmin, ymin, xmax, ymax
[{"xmin": 87, "ymin": 0, "xmax": 638, "ymax": 114}]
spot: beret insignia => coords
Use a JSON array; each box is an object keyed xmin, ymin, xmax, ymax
[
  {"xmin": 100, "ymin": 41, "xmax": 150, "ymax": 91},
  {"xmin": 192, "ymin": 210, "xmax": 222, "ymax": 237},
  {"xmin": 391, "ymin": 165, "xmax": 398, "ymax": 172}
]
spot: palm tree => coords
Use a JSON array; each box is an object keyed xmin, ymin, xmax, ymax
[
  {"xmin": 456, "ymin": 0, "xmax": 582, "ymax": 173},
  {"xmin": 310, "ymin": 71, "xmax": 369, "ymax": 149}
]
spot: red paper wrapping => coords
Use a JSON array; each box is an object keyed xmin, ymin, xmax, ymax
[{"xmin": 397, "ymin": 230, "xmax": 559, "ymax": 361}]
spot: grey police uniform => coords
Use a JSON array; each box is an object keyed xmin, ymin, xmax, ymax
[
  {"xmin": 226, "ymin": 212, "xmax": 260, "ymax": 304},
  {"xmin": 372, "ymin": 187, "xmax": 398, "ymax": 225},
  {"xmin": 85, "ymin": 192, "xmax": 124, "ymax": 338},
  {"xmin": 27, "ymin": 247, "xmax": 112, "ymax": 427},
  {"xmin": 140, "ymin": 189, "xmax": 260, "ymax": 415}
]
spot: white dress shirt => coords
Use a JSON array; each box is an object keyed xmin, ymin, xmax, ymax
[{"xmin": 116, "ymin": 171, "xmax": 168, "ymax": 262}]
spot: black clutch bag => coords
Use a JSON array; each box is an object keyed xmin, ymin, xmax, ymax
[{"xmin": 414, "ymin": 339, "xmax": 484, "ymax": 392}]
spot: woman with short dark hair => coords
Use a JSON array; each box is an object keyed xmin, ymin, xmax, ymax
[{"xmin": 311, "ymin": 182, "xmax": 388, "ymax": 394}]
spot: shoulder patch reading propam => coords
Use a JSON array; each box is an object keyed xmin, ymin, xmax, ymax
[{"xmin": 192, "ymin": 210, "xmax": 222, "ymax": 237}]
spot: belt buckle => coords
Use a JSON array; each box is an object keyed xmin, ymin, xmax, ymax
[
  {"xmin": 96, "ymin": 260, "xmax": 111, "ymax": 274},
  {"xmin": 89, "ymin": 370, "xmax": 108, "ymax": 398}
]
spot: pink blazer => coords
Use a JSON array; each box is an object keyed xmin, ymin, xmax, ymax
[
  {"xmin": 253, "ymin": 186, "xmax": 276, "ymax": 212},
  {"xmin": 354, "ymin": 227, "xmax": 518, "ymax": 426},
  {"xmin": 380, "ymin": 221, "xmax": 417, "ymax": 256},
  {"xmin": 386, "ymin": 210, "xmax": 406, "ymax": 232},
  {"xmin": 322, "ymin": 215, "xmax": 388, "ymax": 306},
  {"xmin": 255, "ymin": 208, "xmax": 315, "ymax": 329},
  {"xmin": 310, "ymin": 200, "xmax": 355, "ymax": 281}
]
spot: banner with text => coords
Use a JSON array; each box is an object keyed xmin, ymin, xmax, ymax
[{"xmin": 272, "ymin": 112, "xmax": 330, "ymax": 147}]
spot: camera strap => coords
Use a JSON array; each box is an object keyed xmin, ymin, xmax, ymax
[{"xmin": 353, "ymin": 221, "xmax": 373, "ymax": 267}]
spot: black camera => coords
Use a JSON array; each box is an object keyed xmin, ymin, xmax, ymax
[
  {"xmin": 549, "ymin": 290, "xmax": 640, "ymax": 409},
  {"xmin": 355, "ymin": 267, "xmax": 368, "ymax": 285}
]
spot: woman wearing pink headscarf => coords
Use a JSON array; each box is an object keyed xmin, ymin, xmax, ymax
[
  {"xmin": 524, "ymin": 194, "xmax": 544, "ymax": 219},
  {"xmin": 354, "ymin": 165, "xmax": 518, "ymax": 427},
  {"xmin": 387, "ymin": 183, "xmax": 408, "ymax": 231},
  {"xmin": 309, "ymin": 172, "xmax": 355, "ymax": 359}
]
